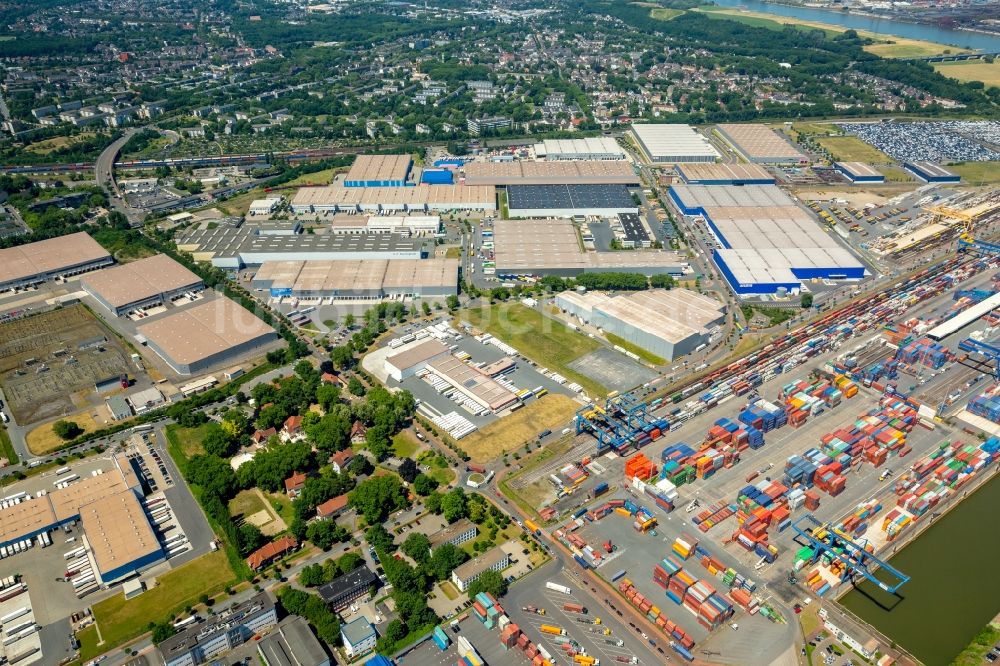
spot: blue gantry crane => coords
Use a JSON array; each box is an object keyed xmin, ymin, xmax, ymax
[
  {"xmin": 791, "ymin": 514, "xmax": 910, "ymax": 594},
  {"xmin": 958, "ymin": 237, "xmax": 1000, "ymax": 256},
  {"xmin": 958, "ymin": 337, "xmax": 1000, "ymax": 377},
  {"xmin": 576, "ymin": 389, "xmax": 670, "ymax": 453}
]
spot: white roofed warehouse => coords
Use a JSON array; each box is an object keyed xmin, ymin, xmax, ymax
[
  {"xmin": 534, "ymin": 137, "xmax": 626, "ymax": 161},
  {"xmin": 81, "ymin": 254, "xmax": 203, "ymax": 316},
  {"xmin": 556, "ymin": 289, "xmax": 726, "ymax": 361},
  {"xmin": 137, "ymin": 296, "xmax": 278, "ymax": 375},
  {"xmin": 630, "ymin": 124, "xmax": 720, "ymax": 164}
]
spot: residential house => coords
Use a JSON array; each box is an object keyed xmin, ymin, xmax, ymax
[
  {"xmin": 329, "ymin": 449, "xmax": 354, "ymax": 474},
  {"xmin": 252, "ymin": 427, "xmax": 276, "ymax": 445},
  {"xmin": 350, "ymin": 421, "xmax": 367, "ymax": 445},
  {"xmin": 281, "ymin": 415, "xmax": 304, "ymax": 442},
  {"xmin": 285, "ymin": 471, "xmax": 307, "ymax": 498},
  {"xmin": 246, "ymin": 537, "xmax": 298, "ymax": 571},
  {"xmin": 340, "ymin": 618, "xmax": 376, "ymax": 659},
  {"xmin": 315, "ymin": 494, "xmax": 349, "ymax": 520}
]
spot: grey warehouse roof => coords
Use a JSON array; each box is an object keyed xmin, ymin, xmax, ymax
[{"xmin": 507, "ymin": 184, "xmax": 635, "ymax": 213}]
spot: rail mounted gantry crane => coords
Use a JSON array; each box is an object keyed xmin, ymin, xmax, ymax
[{"xmin": 791, "ymin": 514, "xmax": 910, "ymax": 594}]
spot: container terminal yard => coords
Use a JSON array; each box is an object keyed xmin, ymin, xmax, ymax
[{"xmin": 489, "ymin": 247, "xmax": 1000, "ymax": 666}]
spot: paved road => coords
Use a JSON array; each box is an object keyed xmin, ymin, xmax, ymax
[{"xmin": 95, "ymin": 128, "xmax": 145, "ymax": 225}]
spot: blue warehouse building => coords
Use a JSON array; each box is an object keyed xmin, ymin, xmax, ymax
[
  {"xmin": 344, "ymin": 154, "xmax": 413, "ymax": 187},
  {"xmin": 668, "ymin": 184, "xmax": 866, "ymax": 296},
  {"xmin": 835, "ymin": 162, "xmax": 885, "ymax": 184},
  {"xmin": 420, "ymin": 168, "xmax": 454, "ymax": 185},
  {"xmin": 904, "ymin": 161, "xmax": 960, "ymax": 183}
]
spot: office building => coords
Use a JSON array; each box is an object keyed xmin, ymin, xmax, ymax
[
  {"xmin": 451, "ymin": 546, "xmax": 511, "ymax": 592},
  {"xmin": 427, "ymin": 518, "xmax": 478, "ymax": 555},
  {"xmin": 158, "ymin": 593, "xmax": 277, "ymax": 666},
  {"xmin": 341, "ymin": 618, "xmax": 377, "ymax": 659},
  {"xmin": 317, "ymin": 565, "xmax": 378, "ymax": 610}
]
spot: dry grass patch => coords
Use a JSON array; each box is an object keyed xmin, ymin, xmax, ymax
[
  {"xmin": 815, "ymin": 136, "xmax": 894, "ymax": 163},
  {"xmin": 462, "ymin": 394, "xmax": 578, "ymax": 463},
  {"xmin": 26, "ymin": 411, "xmax": 100, "ymax": 455}
]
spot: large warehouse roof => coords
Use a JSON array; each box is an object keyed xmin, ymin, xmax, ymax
[
  {"xmin": 81, "ymin": 254, "xmax": 202, "ymax": 308},
  {"xmin": 137, "ymin": 297, "xmax": 275, "ymax": 367},
  {"xmin": 426, "ymin": 355, "xmax": 518, "ymax": 411},
  {"xmin": 715, "ymin": 124, "xmax": 806, "ymax": 163},
  {"xmin": 507, "ymin": 184, "xmax": 636, "ymax": 215},
  {"xmin": 344, "ymin": 154, "xmax": 412, "ymax": 184},
  {"xmin": 0, "ymin": 232, "xmax": 110, "ymax": 287},
  {"xmin": 291, "ymin": 185, "xmax": 495, "ymax": 209},
  {"xmin": 835, "ymin": 162, "xmax": 883, "ymax": 179},
  {"xmin": 493, "ymin": 219, "xmax": 684, "ymax": 273},
  {"xmin": 559, "ymin": 288, "xmax": 724, "ymax": 343},
  {"xmin": 462, "ymin": 160, "xmax": 637, "ymax": 186},
  {"xmin": 253, "ymin": 258, "xmax": 458, "ymax": 293},
  {"xmin": 675, "ymin": 163, "xmax": 775, "ymax": 185},
  {"xmin": 630, "ymin": 124, "xmax": 720, "ymax": 163},
  {"xmin": 80, "ymin": 489, "xmax": 161, "ymax": 580},
  {"xmin": 535, "ymin": 137, "xmax": 625, "ymax": 159}
]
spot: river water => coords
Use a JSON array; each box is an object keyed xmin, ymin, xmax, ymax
[
  {"xmin": 839, "ymin": 470, "xmax": 1000, "ymax": 666},
  {"xmin": 709, "ymin": 0, "xmax": 1000, "ymax": 51}
]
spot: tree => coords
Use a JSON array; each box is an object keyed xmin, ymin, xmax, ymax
[
  {"xmin": 365, "ymin": 424, "xmax": 393, "ymax": 461},
  {"xmin": 401, "ymin": 532, "xmax": 431, "ymax": 565},
  {"xmin": 307, "ymin": 412, "xmax": 351, "ymax": 453},
  {"xmin": 202, "ymin": 423, "xmax": 237, "ymax": 458},
  {"xmin": 299, "ymin": 563, "xmax": 326, "ymax": 587},
  {"xmin": 801, "ymin": 292, "xmax": 814, "ymax": 308},
  {"xmin": 398, "ymin": 458, "xmax": 419, "ymax": 483},
  {"xmin": 343, "ymin": 313, "xmax": 356, "ymax": 329},
  {"xmin": 365, "ymin": 523, "xmax": 395, "ymax": 553},
  {"xmin": 53, "ymin": 420, "xmax": 83, "ymax": 440},
  {"xmin": 329, "ymin": 345, "xmax": 355, "ymax": 370},
  {"xmin": 427, "ymin": 542, "xmax": 468, "ymax": 581},
  {"xmin": 150, "ymin": 621, "xmax": 177, "ymax": 645},
  {"xmin": 316, "ymin": 384, "xmax": 341, "ymax": 413},
  {"xmin": 348, "ymin": 376, "xmax": 366, "ymax": 397},
  {"xmin": 306, "ymin": 520, "xmax": 347, "ymax": 550},
  {"xmin": 349, "ymin": 475, "xmax": 409, "ymax": 523},
  {"xmin": 446, "ymin": 294, "xmax": 460, "ymax": 311},
  {"xmin": 336, "ymin": 551, "xmax": 364, "ymax": 575},
  {"xmin": 413, "ymin": 473, "xmax": 439, "ymax": 496},
  {"xmin": 277, "ymin": 587, "xmax": 341, "ymax": 646},
  {"xmin": 255, "ymin": 403, "xmax": 288, "ymax": 430},
  {"xmin": 424, "ymin": 491, "xmax": 444, "ymax": 514},
  {"xmin": 348, "ymin": 454, "xmax": 373, "ymax": 476},
  {"xmin": 440, "ymin": 488, "xmax": 468, "ymax": 523},
  {"xmin": 376, "ymin": 619, "xmax": 407, "ymax": 653},
  {"xmin": 237, "ymin": 523, "xmax": 266, "ymax": 556},
  {"xmin": 185, "ymin": 454, "xmax": 238, "ymax": 498},
  {"xmin": 466, "ymin": 569, "xmax": 507, "ymax": 599}
]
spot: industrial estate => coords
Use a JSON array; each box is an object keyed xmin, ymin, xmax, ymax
[{"xmin": 1, "ymin": 2, "xmax": 1000, "ymax": 666}]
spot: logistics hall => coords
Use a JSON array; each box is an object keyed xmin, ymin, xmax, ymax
[
  {"xmin": 81, "ymin": 254, "xmax": 204, "ymax": 316},
  {"xmin": 668, "ymin": 184, "xmax": 866, "ymax": 295},
  {"xmin": 506, "ymin": 184, "xmax": 638, "ymax": 218},
  {"xmin": 250, "ymin": 258, "xmax": 459, "ymax": 300},
  {"xmin": 629, "ymin": 124, "xmax": 720, "ymax": 164},
  {"xmin": 556, "ymin": 288, "xmax": 726, "ymax": 361},
  {"xmin": 0, "ymin": 232, "xmax": 113, "ymax": 292},
  {"xmin": 136, "ymin": 297, "xmax": 278, "ymax": 374}
]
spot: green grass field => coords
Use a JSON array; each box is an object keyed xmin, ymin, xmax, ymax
[
  {"xmin": 428, "ymin": 466, "xmax": 456, "ymax": 486},
  {"xmin": 463, "ymin": 304, "xmax": 605, "ymax": 397},
  {"xmin": 392, "ymin": 432, "xmax": 420, "ymax": 459},
  {"xmin": 0, "ymin": 427, "xmax": 18, "ymax": 465},
  {"xmin": 604, "ymin": 332, "xmax": 666, "ymax": 366},
  {"xmin": 650, "ymin": 7, "xmax": 683, "ymax": 20},
  {"xmin": 815, "ymin": 136, "xmax": 894, "ymax": 163},
  {"xmin": 164, "ymin": 422, "xmax": 211, "ymax": 459},
  {"xmin": 78, "ymin": 551, "xmax": 236, "ymax": 659},
  {"xmin": 947, "ymin": 162, "xmax": 1000, "ymax": 185}
]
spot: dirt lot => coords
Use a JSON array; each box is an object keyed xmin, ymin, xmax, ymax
[
  {"xmin": 0, "ymin": 305, "xmax": 135, "ymax": 423},
  {"xmin": 461, "ymin": 393, "xmax": 579, "ymax": 462}
]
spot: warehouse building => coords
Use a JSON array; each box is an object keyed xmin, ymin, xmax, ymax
[
  {"xmin": 834, "ymin": 162, "xmax": 884, "ymax": 184},
  {"xmin": 506, "ymin": 184, "xmax": 637, "ymax": 217},
  {"xmin": 160, "ymin": 593, "xmax": 278, "ymax": 666},
  {"xmin": 675, "ymin": 163, "xmax": 775, "ymax": 186},
  {"xmin": 715, "ymin": 124, "xmax": 807, "ymax": 164},
  {"xmin": 0, "ymin": 455, "xmax": 164, "ymax": 584},
  {"xmin": 451, "ymin": 545, "xmax": 511, "ymax": 592},
  {"xmin": 668, "ymin": 184, "xmax": 865, "ymax": 295},
  {"xmin": 462, "ymin": 160, "xmax": 638, "ymax": 186},
  {"xmin": 177, "ymin": 225, "xmax": 427, "ymax": 269},
  {"xmin": 344, "ymin": 154, "xmax": 413, "ymax": 187},
  {"xmin": 327, "ymin": 214, "xmax": 440, "ymax": 236},
  {"xmin": 556, "ymin": 289, "xmax": 725, "ymax": 361},
  {"xmin": 136, "ymin": 297, "xmax": 278, "ymax": 375},
  {"xmin": 383, "ymin": 339, "xmax": 518, "ymax": 412},
  {"xmin": 492, "ymin": 218, "xmax": 686, "ymax": 277},
  {"xmin": 533, "ymin": 137, "xmax": 626, "ymax": 161},
  {"xmin": 904, "ymin": 161, "xmax": 960, "ymax": 183},
  {"xmin": 0, "ymin": 231, "xmax": 113, "ymax": 292},
  {"xmin": 250, "ymin": 258, "xmax": 459, "ymax": 299},
  {"xmin": 81, "ymin": 254, "xmax": 203, "ymax": 316},
  {"xmin": 256, "ymin": 617, "xmax": 330, "ymax": 666},
  {"xmin": 630, "ymin": 124, "xmax": 720, "ymax": 164},
  {"xmin": 290, "ymin": 185, "xmax": 496, "ymax": 214}
]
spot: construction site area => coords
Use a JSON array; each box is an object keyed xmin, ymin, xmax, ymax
[{"xmin": 0, "ymin": 305, "xmax": 139, "ymax": 424}]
